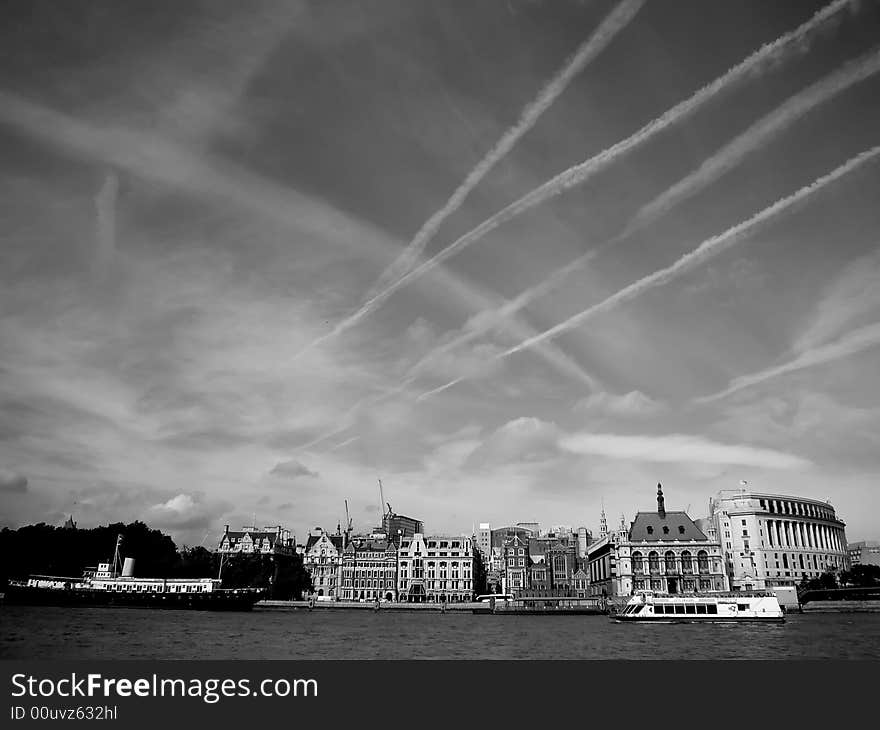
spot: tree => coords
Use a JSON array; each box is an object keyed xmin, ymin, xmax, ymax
[{"xmin": 839, "ymin": 564, "xmax": 880, "ymax": 587}]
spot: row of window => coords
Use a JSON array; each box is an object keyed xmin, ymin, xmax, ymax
[
  {"xmin": 760, "ymin": 498, "xmax": 834, "ymax": 520},
  {"xmin": 631, "ymin": 550, "xmax": 710, "ymax": 574}
]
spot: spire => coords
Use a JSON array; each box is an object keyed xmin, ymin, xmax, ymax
[
  {"xmin": 599, "ymin": 503, "xmax": 608, "ymax": 537},
  {"xmin": 657, "ymin": 483, "xmax": 666, "ymax": 518}
]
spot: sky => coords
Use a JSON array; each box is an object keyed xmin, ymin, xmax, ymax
[{"xmin": 1, "ymin": 0, "xmax": 879, "ymax": 548}]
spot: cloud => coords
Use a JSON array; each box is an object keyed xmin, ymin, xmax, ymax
[
  {"xmin": 93, "ymin": 170, "xmax": 119, "ymax": 271},
  {"xmin": 559, "ymin": 432, "xmax": 810, "ymax": 469},
  {"xmin": 143, "ymin": 491, "xmax": 229, "ymax": 537},
  {"xmin": 306, "ymin": 0, "xmax": 852, "ymax": 350},
  {"xmin": 794, "ymin": 247, "xmax": 880, "ymax": 353},
  {"xmin": 698, "ymin": 322, "xmax": 880, "ymax": 402},
  {"xmin": 270, "ymin": 459, "xmax": 319, "ymax": 479},
  {"xmin": 365, "ymin": 0, "xmax": 644, "ymax": 294},
  {"xmin": 465, "ymin": 417, "xmax": 562, "ymax": 469},
  {"xmin": 154, "ymin": 494, "xmax": 195, "ymax": 513},
  {"xmin": 0, "ymin": 469, "xmax": 28, "ymax": 493},
  {"xmin": 575, "ymin": 390, "xmax": 664, "ymax": 417}
]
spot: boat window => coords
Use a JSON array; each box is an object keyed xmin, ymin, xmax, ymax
[
  {"xmin": 685, "ymin": 605, "xmax": 697, "ymax": 614},
  {"xmin": 696, "ymin": 604, "xmax": 707, "ymax": 614},
  {"xmin": 707, "ymin": 604, "xmax": 718, "ymax": 614},
  {"xmin": 674, "ymin": 604, "xmax": 685, "ymax": 614},
  {"xmin": 737, "ymin": 603, "xmax": 749, "ymax": 611}
]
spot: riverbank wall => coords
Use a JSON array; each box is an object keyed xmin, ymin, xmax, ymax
[
  {"xmin": 801, "ymin": 600, "xmax": 880, "ymax": 613},
  {"xmin": 255, "ymin": 600, "xmax": 482, "ymax": 611}
]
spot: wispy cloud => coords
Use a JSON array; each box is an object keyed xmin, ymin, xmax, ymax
[
  {"xmin": 0, "ymin": 469, "xmax": 28, "ymax": 493},
  {"xmin": 365, "ymin": 0, "xmax": 644, "ymax": 295},
  {"xmin": 417, "ymin": 147, "xmax": 880, "ymax": 398},
  {"xmin": 559, "ymin": 432, "xmax": 810, "ymax": 469},
  {"xmin": 575, "ymin": 390, "xmax": 665, "ymax": 417},
  {"xmin": 697, "ymin": 321, "xmax": 880, "ymax": 402},
  {"xmin": 301, "ymin": 0, "xmax": 853, "ymax": 347},
  {"xmin": 501, "ymin": 147, "xmax": 880, "ymax": 356},
  {"xmin": 0, "ymin": 91, "xmax": 397, "ymax": 264},
  {"xmin": 403, "ymin": 48, "xmax": 880, "ymax": 373},
  {"xmin": 794, "ymin": 247, "xmax": 880, "ymax": 353},
  {"xmin": 93, "ymin": 170, "xmax": 119, "ymax": 272},
  {"xmin": 270, "ymin": 459, "xmax": 319, "ymax": 479}
]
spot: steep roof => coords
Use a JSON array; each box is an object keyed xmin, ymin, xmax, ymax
[
  {"xmin": 304, "ymin": 532, "xmax": 344, "ymax": 552},
  {"xmin": 220, "ymin": 530, "xmax": 282, "ymax": 546},
  {"xmin": 628, "ymin": 511, "xmax": 708, "ymax": 542}
]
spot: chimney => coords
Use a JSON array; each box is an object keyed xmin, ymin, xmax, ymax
[
  {"xmin": 224, "ymin": 524, "xmax": 229, "ymax": 534},
  {"xmin": 657, "ymin": 483, "xmax": 666, "ymax": 519}
]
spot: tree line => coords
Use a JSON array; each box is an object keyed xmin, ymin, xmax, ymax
[{"xmin": 0, "ymin": 521, "xmax": 312, "ymax": 600}]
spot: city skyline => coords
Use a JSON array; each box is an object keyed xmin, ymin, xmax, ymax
[{"xmin": 2, "ymin": 0, "xmax": 880, "ymax": 547}]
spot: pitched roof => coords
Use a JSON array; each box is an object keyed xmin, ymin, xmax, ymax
[
  {"xmin": 304, "ymin": 532, "xmax": 344, "ymax": 552},
  {"xmin": 220, "ymin": 530, "xmax": 281, "ymax": 546},
  {"xmin": 628, "ymin": 511, "xmax": 708, "ymax": 542}
]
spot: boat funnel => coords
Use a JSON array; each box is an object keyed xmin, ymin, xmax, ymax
[{"xmin": 122, "ymin": 557, "xmax": 136, "ymax": 577}]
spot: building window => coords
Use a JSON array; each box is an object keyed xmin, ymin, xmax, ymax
[
  {"xmin": 632, "ymin": 552, "xmax": 643, "ymax": 574},
  {"xmin": 648, "ymin": 552, "xmax": 659, "ymax": 574},
  {"xmin": 681, "ymin": 551, "xmax": 692, "ymax": 575},
  {"xmin": 697, "ymin": 551, "xmax": 709, "ymax": 574}
]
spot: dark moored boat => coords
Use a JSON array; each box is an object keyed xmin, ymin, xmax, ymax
[{"xmin": 1, "ymin": 536, "xmax": 263, "ymax": 612}]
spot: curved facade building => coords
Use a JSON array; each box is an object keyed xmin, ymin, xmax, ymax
[{"xmin": 708, "ymin": 490, "xmax": 849, "ymax": 590}]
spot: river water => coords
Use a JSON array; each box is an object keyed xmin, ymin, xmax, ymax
[{"xmin": 2, "ymin": 606, "xmax": 879, "ymax": 659}]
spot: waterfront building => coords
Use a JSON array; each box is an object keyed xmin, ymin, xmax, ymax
[
  {"xmin": 503, "ymin": 535, "xmax": 530, "ymax": 593},
  {"xmin": 848, "ymin": 540, "xmax": 880, "ymax": 567},
  {"xmin": 341, "ymin": 537, "xmax": 397, "ymax": 601},
  {"xmin": 397, "ymin": 533, "xmax": 474, "ymax": 602},
  {"xmin": 707, "ymin": 489, "xmax": 849, "ymax": 589},
  {"xmin": 586, "ymin": 484, "xmax": 728, "ymax": 598},
  {"xmin": 572, "ymin": 567, "xmax": 590, "ymax": 598},
  {"xmin": 303, "ymin": 527, "xmax": 344, "ymax": 599},
  {"xmin": 218, "ymin": 524, "xmax": 295, "ymax": 556}
]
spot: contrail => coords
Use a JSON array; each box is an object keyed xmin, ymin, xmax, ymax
[
  {"xmin": 407, "ymin": 47, "xmax": 880, "ymax": 377},
  {"xmin": 419, "ymin": 146, "xmax": 880, "ymax": 398},
  {"xmin": 502, "ymin": 146, "xmax": 880, "ymax": 356},
  {"xmin": 93, "ymin": 170, "xmax": 120, "ymax": 272},
  {"xmin": 302, "ymin": 0, "xmax": 854, "ymax": 353},
  {"xmin": 696, "ymin": 322, "xmax": 880, "ymax": 403},
  {"xmin": 366, "ymin": 0, "xmax": 645, "ymax": 297}
]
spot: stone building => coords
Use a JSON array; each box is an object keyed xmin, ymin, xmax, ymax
[
  {"xmin": 503, "ymin": 534, "xmax": 530, "ymax": 593},
  {"xmin": 707, "ymin": 489, "xmax": 850, "ymax": 589},
  {"xmin": 397, "ymin": 533, "xmax": 474, "ymax": 602},
  {"xmin": 303, "ymin": 527, "xmax": 344, "ymax": 599},
  {"xmin": 341, "ymin": 537, "xmax": 398, "ymax": 601},
  {"xmin": 586, "ymin": 484, "xmax": 728, "ymax": 598},
  {"xmin": 848, "ymin": 540, "xmax": 880, "ymax": 568},
  {"xmin": 218, "ymin": 524, "xmax": 295, "ymax": 556}
]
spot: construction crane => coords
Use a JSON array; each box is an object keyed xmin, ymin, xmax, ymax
[{"xmin": 378, "ymin": 478, "xmax": 391, "ymax": 518}]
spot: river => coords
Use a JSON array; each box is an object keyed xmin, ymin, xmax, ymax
[{"xmin": 2, "ymin": 606, "xmax": 879, "ymax": 659}]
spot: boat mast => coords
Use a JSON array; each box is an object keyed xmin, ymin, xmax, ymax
[{"xmin": 111, "ymin": 534, "xmax": 123, "ymax": 578}]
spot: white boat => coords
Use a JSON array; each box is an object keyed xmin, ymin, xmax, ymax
[{"xmin": 613, "ymin": 590, "xmax": 785, "ymax": 623}]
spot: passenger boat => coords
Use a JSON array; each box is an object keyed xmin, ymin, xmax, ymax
[
  {"xmin": 613, "ymin": 590, "xmax": 784, "ymax": 623},
  {"xmin": 1, "ymin": 536, "xmax": 264, "ymax": 611}
]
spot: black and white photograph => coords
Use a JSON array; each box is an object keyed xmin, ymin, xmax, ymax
[{"xmin": 2, "ymin": 0, "xmax": 880, "ymax": 687}]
